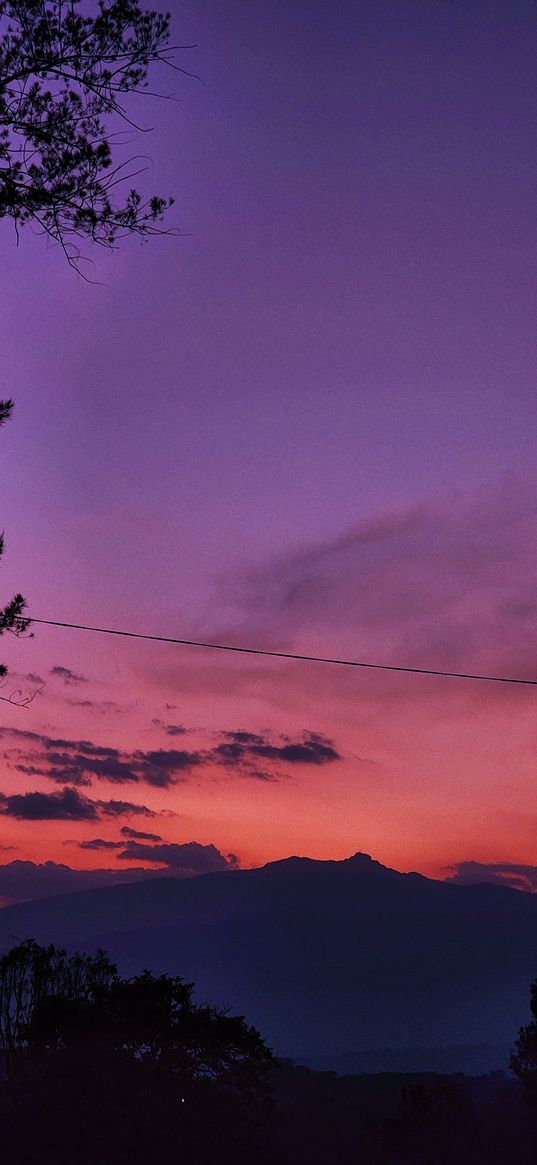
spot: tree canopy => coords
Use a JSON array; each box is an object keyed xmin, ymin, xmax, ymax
[
  {"xmin": 0, "ymin": 940, "xmax": 273, "ymax": 1164},
  {"xmin": 511, "ymin": 976, "xmax": 537, "ymax": 1103},
  {"xmin": 0, "ymin": 0, "xmax": 179, "ymax": 265}
]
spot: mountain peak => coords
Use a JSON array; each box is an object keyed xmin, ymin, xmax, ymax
[
  {"xmin": 345, "ymin": 852, "xmax": 379, "ymax": 866},
  {"xmin": 343, "ymin": 852, "xmax": 400, "ymax": 877},
  {"xmin": 258, "ymin": 851, "xmax": 399, "ymax": 881}
]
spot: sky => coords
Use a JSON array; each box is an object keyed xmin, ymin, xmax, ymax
[{"xmin": 1, "ymin": 0, "xmax": 537, "ymax": 901}]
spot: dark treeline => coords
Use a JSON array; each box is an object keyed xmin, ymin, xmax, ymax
[{"xmin": 1, "ymin": 941, "xmax": 537, "ymax": 1165}]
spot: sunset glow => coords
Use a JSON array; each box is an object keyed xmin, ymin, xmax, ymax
[{"xmin": 1, "ymin": 0, "xmax": 537, "ymax": 899}]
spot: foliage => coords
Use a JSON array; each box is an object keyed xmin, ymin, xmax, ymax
[
  {"xmin": 3, "ymin": 944, "xmax": 537, "ymax": 1163},
  {"xmin": 0, "ymin": 938, "xmax": 116, "ymax": 1069},
  {"xmin": 0, "ymin": 0, "xmax": 179, "ymax": 265},
  {"xmin": 511, "ymin": 976, "xmax": 537, "ymax": 1102},
  {"xmin": 0, "ymin": 940, "xmax": 273, "ymax": 1164}
]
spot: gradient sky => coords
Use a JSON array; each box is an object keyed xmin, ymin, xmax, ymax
[{"xmin": 1, "ymin": 0, "xmax": 537, "ymax": 893}]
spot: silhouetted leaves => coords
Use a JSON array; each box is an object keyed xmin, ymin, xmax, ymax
[
  {"xmin": 0, "ymin": 940, "xmax": 273, "ymax": 1164},
  {"xmin": 511, "ymin": 977, "xmax": 537, "ymax": 1104},
  {"xmin": 0, "ymin": 1, "xmax": 177, "ymax": 266}
]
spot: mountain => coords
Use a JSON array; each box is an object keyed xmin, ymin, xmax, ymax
[{"xmin": 0, "ymin": 852, "xmax": 535, "ymax": 1074}]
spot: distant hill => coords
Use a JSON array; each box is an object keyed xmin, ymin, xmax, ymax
[{"xmin": 0, "ymin": 852, "xmax": 535, "ymax": 1074}]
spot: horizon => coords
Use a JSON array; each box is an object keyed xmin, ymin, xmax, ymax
[{"xmin": 1, "ymin": 845, "xmax": 535, "ymax": 910}]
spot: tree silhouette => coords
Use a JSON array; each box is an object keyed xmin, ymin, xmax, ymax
[
  {"xmin": 0, "ymin": 399, "xmax": 29, "ymax": 698},
  {"xmin": 0, "ymin": 940, "xmax": 273, "ymax": 1165},
  {"xmin": 0, "ymin": 0, "xmax": 181, "ymax": 267},
  {"xmin": 511, "ymin": 976, "xmax": 537, "ymax": 1103},
  {"xmin": 0, "ymin": 937, "xmax": 116, "ymax": 1071}
]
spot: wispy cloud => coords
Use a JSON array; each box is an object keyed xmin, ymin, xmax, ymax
[
  {"xmin": 446, "ymin": 860, "xmax": 537, "ymax": 893},
  {"xmin": 208, "ymin": 482, "xmax": 537, "ymax": 685},
  {"xmin": 120, "ymin": 826, "xmax": 162, "ymax": 842},
  {"xmin": 1, "ymin": 726, "xmax": 342, "ymax": 789},
  {"xmin": 213, "ymin": 730, "xmax": 340, "ymax": 779},
  {"xmin": 50, "ymin": 665, "xmax": 89, "ymax": 686},
  {"xmin": 150, "ymin": 719, "xmax": 187, "ymax": 736},
  {"xmin": 77, "ymin": 838, "xmax": 124, "ymax": 851},
  {"xmin": 2, "ymin": 729, "xmax": 203, "ymax": 789}
]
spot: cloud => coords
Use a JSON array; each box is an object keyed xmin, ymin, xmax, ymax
[
  {"xmin": 0, "ymin": 787, "xmax": 157, "ymax": 821},
  {"xmin": 213, "ymin": 730, "xmax": 340, "ymax": 777},
  {"xmin": 133, "ymin": 748, "xmax": 203, "ymax": 787},
  {"xmin": 0, "ymin": 860, "xmax": 168, "ymax": 906},
  {"xmin": 117, "ymin": 840, "xmax": 239, "ymax": 875},
  {"xmin": 2, "ymin": 730, "xmax": 203, "ymax": 789},
  {"xmin": 150, "ymin": 720, "xmax": 186, "ymax": 736},
  {"xmin": 1, "ymin": 726, "xmax": 341, "ymax": 789},
  {"xmin": 97, "ymin": 798, "xmax": 156, "ymax": 818},
  {"xmin": 77, "ymin": 838, "xmax": 124, "ymax": 851},
  {"xmin": 26, "ymin": 673, "xmax": 44, "ymax": 685},
  {"xmin": 50, "ymin": 665, "xmax": 88, "ymax": 686},
  {"xmin": 209, "ymin": 482, "xmax": 537, "ymax": 686},
  {"xmin": 445, "ymin": 860, "xmax": 537, "ymax": 894},
  {"xmin": 0, "ymin": 787, "xmax": 99, "ymax": 821},
  {"xmin": 120, "ymin": 826, "xmax": 162, "ymax": 841}
]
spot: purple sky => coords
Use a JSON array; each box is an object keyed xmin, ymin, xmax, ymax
[{"xmin": 1, "ymin": 0, "xmax": 537, "ymax": 889}]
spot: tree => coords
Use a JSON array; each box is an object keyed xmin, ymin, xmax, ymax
[
  {"xmin": 0, "ymin": 399, "xmax": 29, "ymax": 701},
  {"xmin": 0, "ymin": 940, "xmax": 273, "ymax": 1165},
  {"xmin": 0, "ymin": 937, "xmax": 116, "ymax": 1072},
  {"xmin": 0, "ymin": 0, "xmax": 180, "ymax": 267},
  {"xmin": 511, "ymin": 977, "xmax": 537, "ymax": 1103}
]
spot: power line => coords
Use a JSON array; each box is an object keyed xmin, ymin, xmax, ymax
[{"xmin": 27, "ymin": 615, "xmax": 537, "ymax": 688}]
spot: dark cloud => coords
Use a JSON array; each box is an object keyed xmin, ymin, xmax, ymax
[
  {"xmin": 0, "ymin": 728, "xmax": 43, "ymax": 744},
  {"xmin": 213, "ymin": 730, "xmax": 340, "ymax": 774},
  {"xmin": 2, "ymin": 730, "xmax": 202, "ymax": 790},
  {"xmin": 226, "ymin": 731, "xmax": 265, "ymax": 745},
  {"xmin": 15, "ymin": 764, "xmax": 57, "ymax": 779},
  {"xmin": 0, "ymin": 787, "xmax": 98, "ymax": 821},
  {"xmin": 117, "ymin": 841, "xmax": 239, "ymax": 875},
  {"xmin": 50, "ymin": 665, "xmax": 89, "ymax": 686},
  {"xmin": 120, "ymin": 826, "xmax": 162, "ymax": 842},
  {"xmin": 1, "ymin": 726, "xmax": 341, "ymax": 791},
  {"xmin": 446, "ymin": 861, "xmax": 537, "ymax": 894},
  {"xmin": 56, "ymin": 753, "xmax": 139, "ymax": 786},
  {"xmin": 97, "ymin": 799, "xmax": 156, "ymax": 818},
  {"xmin": 26, "ymin": 673, "xmax": 45, "ymax": 685},
  {"xmin": 77, "ymin": 838, "xmax": 123, "ymax": 851},
  {"xmin": 164, "ymin": 724, "xmax": 187, "ymax": 737},
  {"xmin": 0, "ymin": 788, "xmax": 157, "ymax": 822},
  {"xmin": 0, "ymin": 860, "xmax": 168, "ymax": 905},
  {"xmin": 132, "ymin": 748, "xmax": 202, "ymax": 787}
]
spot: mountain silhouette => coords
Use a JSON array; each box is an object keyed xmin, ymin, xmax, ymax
[{"xmin": 1, "ymin": 853, "xmax": 536, "ymax": 1073}]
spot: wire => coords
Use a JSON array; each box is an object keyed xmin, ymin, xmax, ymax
[{"xmin": 26, "ymin": 615, "xmax": 537, "ymax": 687}]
